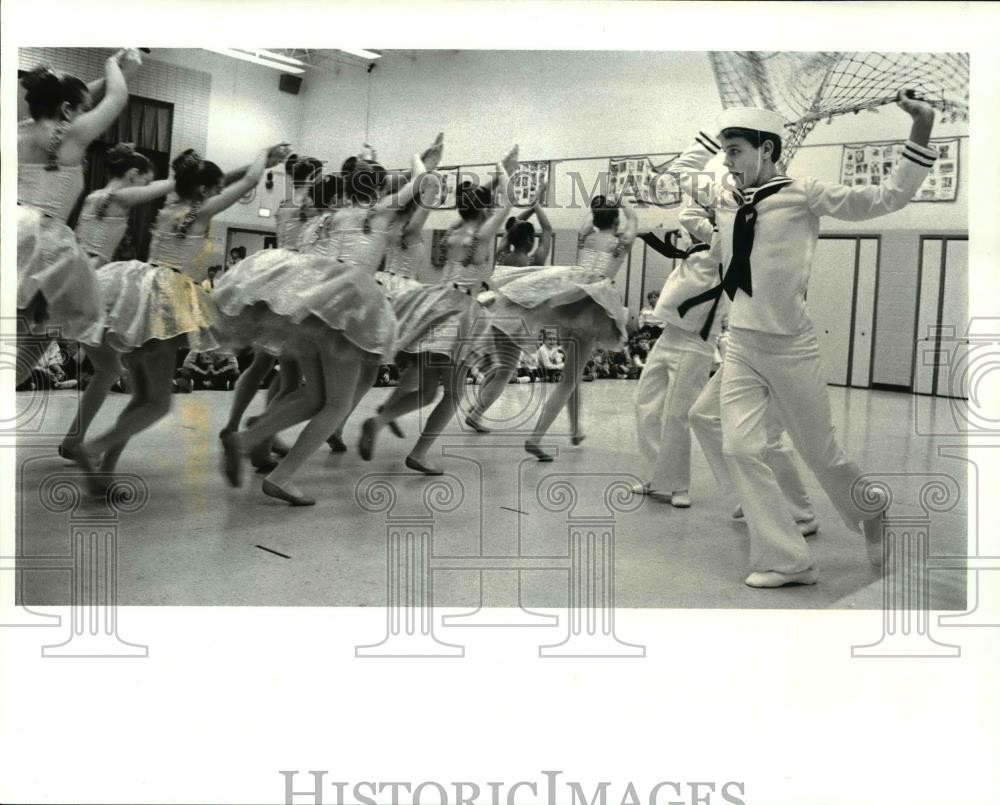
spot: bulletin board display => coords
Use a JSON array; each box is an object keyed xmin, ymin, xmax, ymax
[{"xmin": 840, "ymin": 137, "xmax": 959, "ymax": 202}]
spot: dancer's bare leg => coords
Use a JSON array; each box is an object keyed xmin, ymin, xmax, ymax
[
  {"xmin": 224, "ymin": 350, "xmax": 274, "ymax": 434},
  {"xmin": 467, "ymin": 329, "xmax": 520, "ymax": 432},
  {"xmin": 526, "ymin": 336, "xmax": 592, "ymax": 461},
  {"xmin": 263, "ymin": 341, "xmax": 364, "ymax": 501},
  {"xmin": 83, "ymin": 338, "xmax": 181, "ymax": 487},
  {"xmin": 406, "ymin": 365, "xmax": 461, "ymax": 475},
  {"xmin": 61, "ymin": 343, "xmax": 121, "ymax": 451}
]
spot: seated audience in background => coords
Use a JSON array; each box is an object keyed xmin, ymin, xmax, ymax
[
  {"xmin": 536, "ymin": 331, "xmax": 565, "ymax": 383},
  {"xmin": 515, "ymin": 350, "xmax": 543, "ymax": 383},
  {"xmin": 637, "ymin": 292, "xmax": 664, "ymax": 340},
  {"xmin": 628, "ymin": 336, "xmax": 650, "ymax": 379},
  {"xmin": 375, "ymin": 364, "xmax": 400, "ymax": 387},
  {"xmin": 201, "ymin": 265, "xmax": 223, "ymax": 292},
  {"xmin": 607, "ymin": 347, "xmax": 630, "ymax": 379},
  {"xmin": 590, "ymin": 349, "xmax": 612, "ymax": 379},
  {"xmin": 16, "ymin": 340, "xmax": 82, "ymax": 391},
  {"xmin": 176, "ymin": 350, "xmax": 240, "ymax": 392}
]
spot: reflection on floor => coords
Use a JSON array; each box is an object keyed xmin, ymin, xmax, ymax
[{"xmin": 14, "ymin": 381, "xmax": 967, "ymax": 610}]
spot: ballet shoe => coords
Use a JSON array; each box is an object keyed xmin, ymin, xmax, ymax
[
  {"xmin": 524, "ymin": 441, "xmax": 554, "ymax": 462},
  {"xmin": 732, "ymin": 505, "xmax": 744, "ymax": 520},
  {"xmin": 262, "ymin": 479, "xmax": 315, "ymax": 507},
  {"xmin": 797, "ymin": 517, "xmax": 820, "ymax": 538},
  {"xmin": 249, "ymin": 434, "xmax": 276, "ymax": 468},
  {"xmin": 253, "ymin": 457, "xmax": 279, "ymax": 474},
  {"xmin": 59, "ymin": 442, "xmax": 91, "ymax": 465},
  {"xmin": 668, "ymin": 491, "xmax": 691, "ymax": 508},
  {"xmin": 61, "ymin": 443, "xmax": 95, "ymax": 474},
  {"xmin": 220, "ymin": 432, "xmax": 244, "ymax": 488},
  {"xmin": 87, "ymin": 474, "xmax": 112, "ymax": 499},
  {"xmin": 465, "ymin": 416, "xmax": 491, "ymax": 434},
  {"xmin": 745, "ymin": 567, "xmax": 819, "ymax": 588},
  {"xmin": 378, "ymin": 406, "xmax": 406, "ymax": 438},
  {"xmin": 358, "ymin": 418, "xmax": 378, "ymax": 461},
  {"xmin": 630, "ymin": 482, "xmax": 651, "ymax": 496},
  {"xmin": 570, "ymin": 434, "xmax": 586, "ymax": 446},
  {"xmin": 327, "ymin": 432, "xmax": 348, "ymax": 453},
  {"xmin": 405, "ymin": 454, "xmax": 443, "ymax": 476}
]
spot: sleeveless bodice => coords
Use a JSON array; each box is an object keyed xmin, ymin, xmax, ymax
[
  {"xmin": 75, "ymin": 212, "xmax": 129, "ymax": 263},
  {"xmin": 275, "ymin": 206, "xmax": 319, "ymax": 250},
  {"xmin": 578, "ymin": 246, "xmax": 626, "ymax": 281},
  {"xmin": 440, "ymin": 221, "xmax": 494, "ymax": 288},
  {"xmin": 147, "ymin": 229, "xmax": 210, "ymax": 282},
  {"xmin": 18, "ymin": 164, "xmax": 84, "ymax": 222},
  {"xmin": 300, "ymin": 209, "xmax": 389, "ymax": 273},
  {"xmin": 385, "ymin": 235, "xmax": 427, "ymax": 278},
  {"xmin": 441, "ymin": 258, "xmax": 493, "ymax": 289}
]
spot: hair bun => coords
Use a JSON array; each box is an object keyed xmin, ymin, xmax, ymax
[
  {"xmin": 172, "ymin": 148, "xmax": 203, "ymax": 177},
  {"xmin": 20, "ymin": 66, "xmax": 59, "ymax": 93},
  {"xmin": 106, "ymin": 142, "xmax": 137, "ymax": 166}
]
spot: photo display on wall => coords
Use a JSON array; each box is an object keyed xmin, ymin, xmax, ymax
[
  {"xmin": 840, "ymin": 138, "xmax": 959, "ymax": 201},
  {"xmin": 428, "ymin": 167, "xmax": 460, "ymax": 209},
  {"xmin": 607, "ymin": 153, "xmax": 683, "ymax": 207},
  {"xmin": 511, "ymin": 161, "xmax": 551, "ymax": 207}
]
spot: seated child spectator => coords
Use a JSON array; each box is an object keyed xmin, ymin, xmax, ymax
[
  {"xmin": 637, "ymin": 292, "xmax": 664, "ymax": 340},
  {"xmin": 536, "ymin": 331, "xmax": 565, "ymax": 382},
  {"xmin": 176, "ymin": 350, "xmax": 240, "ymax": 392}
]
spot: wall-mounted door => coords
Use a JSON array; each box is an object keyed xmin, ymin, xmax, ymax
[
  {"xmin": 806, "ymin": 236, "xmax": 880, "ymax": 387},
  {"xmin": 913, "ymin": 236, "xmax": 969, "ymax": 398}
]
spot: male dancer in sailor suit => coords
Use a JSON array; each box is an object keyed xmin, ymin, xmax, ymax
[
  {"xmin": 632, "ymin": 219, "xmax": 726, "ymax": 508},
  {"xmin": 672, "ymin": 90, "xmax": 937, "ymax": 587}
]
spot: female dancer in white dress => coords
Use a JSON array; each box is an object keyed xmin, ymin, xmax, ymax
[
  {"xmin": 60, "ymin": 144, "xmax": 164, "ymax": 461},
  {"xmin": 219, "ymin": 141, "xmax": 440, "ymax": 505},
  {"xmin": 464, "ymin": 183, "xmax": 552, "ymax": 432},
  {"xmin": 491, "ymin": 195, "xmax": 637, "ymax": 460},
  {"xmin": 16, "ymin": 51, "xmax": 142, "ymax": 384},
  {"xmin": 216, "ymin": 153, "xmax": 325, "ymax": 471},
  {"xmin": 325, "ymin": 134, "xmax": 445, "ymax": 453},
  {"xmin": 76, "ymin": 144, "xmax": 289, "ymax": 491},
  {"xmin": 359, "ymin": 148, "xmax": 519, "ymax": 475}
]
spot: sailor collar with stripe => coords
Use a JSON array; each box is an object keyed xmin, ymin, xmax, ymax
[{"xmin": 731, "ymin": 175, "xmax": 794, "ymax": 205}]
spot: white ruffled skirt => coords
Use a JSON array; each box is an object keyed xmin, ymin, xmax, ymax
[
  {"xmin": 17, "ymin": 206, "xmax": 105, "ymax": 346},
  {"xmin": 212, "ymin": 248, "xmax": 397, "ymax": 363},
  {"xmin": 97, "ymin": 260, "xmax": 220, "ymax": 352}
]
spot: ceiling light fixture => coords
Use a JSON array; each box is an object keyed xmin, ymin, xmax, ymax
[
  {"xmin": 255, "ymin": 49, "xmax": 307, "ymax": 68},
  {"xmin": 338, "ymin": 48, "xmax": 382, "ymax": 60},
  {"xmin": 203, "ymin": 48, "xmax": 305, "ymax": 74}
]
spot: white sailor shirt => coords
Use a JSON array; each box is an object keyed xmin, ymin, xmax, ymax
[{"xmin": 672, "ymin": 131, "xmax": 939, "ymax": 336}]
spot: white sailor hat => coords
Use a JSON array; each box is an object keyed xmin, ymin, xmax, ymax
[{"xmin": 717, "ymin": 107, "xmax": 787, "ymax": 138}]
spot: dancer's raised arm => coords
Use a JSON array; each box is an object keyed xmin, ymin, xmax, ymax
[
  {"xmin": 197, "ymin": 144, "xmax": 289, "ymax": 220},
  {"xmin": 66, "ymin": 50, "xmax": 138, "ymax": 144}
]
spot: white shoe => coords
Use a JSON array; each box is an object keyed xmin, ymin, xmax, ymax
[
  {"xmin": 732, "ymin": 505, "xmax": 744, "ymax": 520},
  {"xmin": 745, "ymin": 567, "xmax": 819, "ymax": 588},
  {"xmin": 630, "ymin": 483, "xmax": 651, "ymax": 496},
  {"xmin": 796, "ymin": 518, "xmax": 819, "ymax": 537},
  {"xmin": 669, "ymin": 491, "xmax": 691, "ymax": 508}
]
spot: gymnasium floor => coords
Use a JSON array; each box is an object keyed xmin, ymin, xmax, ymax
[{"xmin": 14, "ymin": 381, "xmax": 967, "ymax": 610}]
